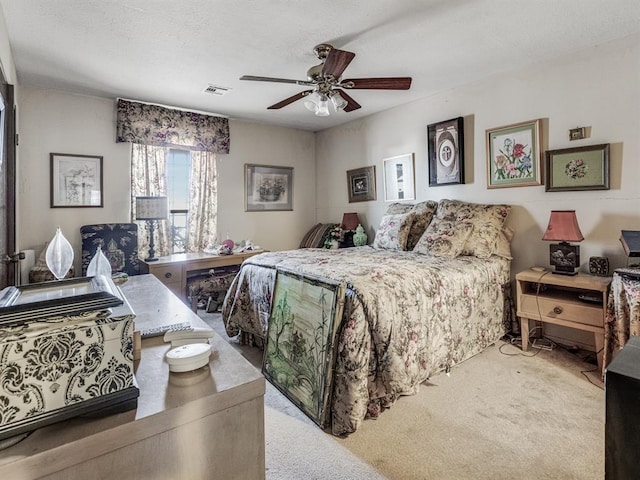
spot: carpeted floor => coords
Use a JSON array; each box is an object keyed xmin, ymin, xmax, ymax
[{"xmin": 200, "ymin": 311, "xmax": 605, "ymax": 480}]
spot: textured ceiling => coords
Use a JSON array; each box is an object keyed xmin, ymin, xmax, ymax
[{"xmin": 1, "ymin": 0, "xmax": 639, "ymax": 131}]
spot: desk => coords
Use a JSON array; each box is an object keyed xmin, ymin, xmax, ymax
[
  {"xmin": 0, "ymin": 275, "xmax": 266, "ymax": 480},
  {"xmin": 140, "ymin": 251, "xmax": 265, "ymax": 299}
]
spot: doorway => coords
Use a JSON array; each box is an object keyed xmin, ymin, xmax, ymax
[{"xmin": 0, "ymin": 72, "xmax": 16, "ymax": 289}]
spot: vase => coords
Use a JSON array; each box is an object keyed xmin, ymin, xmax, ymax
[
  {"xmin": 353, "ymin": 224, "xmax": 368, "ymax": 247},
  {"xmin": 329, "ymin": 240, "xmax": 339, "ymax": 249},
  {"xmin": 259, "ymin": 190, "xmax": 281, "ymax": 202}
]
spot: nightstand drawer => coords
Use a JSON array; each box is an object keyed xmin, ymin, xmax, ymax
[
  {"xmin": 520, "ymin": 294, "xmax": 603, "ymax": 328},
  {"xmin": 149, "ymin": 264, "xmax": 183, "ymax": 286}
]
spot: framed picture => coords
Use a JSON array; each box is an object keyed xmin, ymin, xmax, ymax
[
  {"xmin": 427, "ymin": 117, "xmax": 464, "ymax": 186},
  {"xmin": 0, "ymin": 275, "xmax": 123, "ymax": 326},
  {"xmin": 245, "ymin": 163, "xmax": 293, "ymax": 211},
  {"xmin": 263, "ymin": 268, "xmax": 345, "ymax": 427},
  {"xmin": 486, "ymin": 119, "xmax": 542, "ymax": 189},
  {"xmin": 346, "ymin": 165, "xmax": 376, "ymax": 203},
  {"xmin": 383, "ymin": 153, "xmax": 415, "ymax": 201},
  {"xmin": 545, "ymin": 143, "xmax": 610, "ymax": 192},
  {"xmin": 50, "ymin": 153, "xmax": 103, "ymax": 207}
]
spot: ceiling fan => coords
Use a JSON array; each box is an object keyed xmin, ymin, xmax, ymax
[{"xmin": 240, "ymin": 43, "xmax": 412, "ymax": 116}]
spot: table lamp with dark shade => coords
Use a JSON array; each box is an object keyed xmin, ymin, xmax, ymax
[
  {"xmin": 340, "ymin": 212, "xmax": 360, "ymax": 248},
  {"xmin": 542, "ymin": 210, "xmax": 584, "ymax": 275},
  {"xmin": 135, "ymin": 196, "xmax": 168, "ymax": 262}
]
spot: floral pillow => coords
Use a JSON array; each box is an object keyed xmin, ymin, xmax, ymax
[
  {"xmin": 413, "ymin": 219, "xmax": 474, "ymax": 258},
  {"xmin": 372, "ymin": 213, "xmax": 413, "ymax": 250},
  {"xmin": 435, "ymin": 199, "xmax": 511, "ymax": 258},
  {"xmin": 495, "ymin": 226, "xmax": 515, "ymax": 260},
  {"xmin": 384, "ymin": 200, "xmax": 438, "ymax": 251}
]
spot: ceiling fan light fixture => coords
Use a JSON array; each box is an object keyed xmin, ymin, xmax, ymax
[
  {"xmin": 315, "ymin": 99, "xmax": 329, "ymax": 116},
  {"xmin": 330, "ymin": 91, "xmax": 347, "ymax": 111},
  {"xmin": 315, "ymin": 94, "xmax": 330, "ymax": 116}
]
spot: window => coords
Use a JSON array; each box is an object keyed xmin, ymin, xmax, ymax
[
  {"xmin": 167, "ymin": 149, "xmax": 190, "ymax": 253},
  {"xmin": 131, "ymin": 144, "xmax": 217, "ymax": 257}
]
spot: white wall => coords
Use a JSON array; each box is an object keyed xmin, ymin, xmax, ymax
[
  {"xmin": 316, "ymin": 34, "xmax": 640, "ymax": 348},
  {"xmin": 317, "ymin": 34, "xmax": 640, "ymax": 275},
  {"xmin": 17, "ymin": 87, "xmax": 316, "ymax": 272}
]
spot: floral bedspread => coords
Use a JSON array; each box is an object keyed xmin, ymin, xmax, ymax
[{"xmin": 222, "ymin": 247, "xmax": 511, "ymax": 436}]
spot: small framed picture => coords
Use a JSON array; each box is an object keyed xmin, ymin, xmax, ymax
[
  {"xmin": 486, "ymin": 119, "xmax": 542, "ymax": 189},
  {"xmin": 245, "ymin": 164, "xmax": 293, "ymax": 211},
  {"xmin": 383, "ymin": 153, "xmax": 415, "ymax": 201},
  {"xmin": 50, "ymin": 153, "xmax": 103, "ymax": 207},
  {"xmin": 427, "ymin": 117, "xmax": 464, "ymax": 186},
  {"xmin": 346, "ymin": 166, "xmax": 376, "ymax": 203},
  {"xmin": 545, "ymin": 144, "xmax": 610, "ymax": 192}
]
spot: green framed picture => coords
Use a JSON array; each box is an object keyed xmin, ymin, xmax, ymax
[
  {"xmin": 262, "ymin": 268, "xmax": 345, "ymax": 427},
  {"xmin": 545, "ymin": 144, "xmax": 610, "ymax": 192},
  {"xmin": 486, "ymin": 119, "xmax": 542, "ymax": 189}
]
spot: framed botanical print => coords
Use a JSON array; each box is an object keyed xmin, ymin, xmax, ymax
[
  {"xmin": 486, "ymin": 119, "xmax": 542, "ymax": 188},
  {"xmin": 346, "ymin": 165, "xmax": 376, "ymax": 203},
  {"xmin": 245, "ymin": 164, "xmax": 293, "ymax": 211},
  {"xmin": 427, "ymin": 117, "xmax": 464, "ymax": 186},
  {"xmin": 545, "ymin": 144, "xmax": 610, "ymax": 192}
]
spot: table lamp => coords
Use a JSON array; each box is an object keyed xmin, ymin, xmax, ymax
[
  {"xmin": 136, "ymin": 196, "xmax": 168, "ymax": 262},
  {"xmin": 341, "ymin": 212, "xmax": 360, "ymax": 231},
  {"xmin": 542, "ymin": 210, "xmax": 584, "ymax": 275}
]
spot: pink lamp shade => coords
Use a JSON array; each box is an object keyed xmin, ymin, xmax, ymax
[
  {"xmin": 542, "ymin": 210, "xmax": 584, "ymax": 243},
  {"xmin": 341, "ymin": 212, "xmax": 360, "ymax": 231}
]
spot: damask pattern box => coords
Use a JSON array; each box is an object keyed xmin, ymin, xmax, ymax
[{"xmin": 0, "ymin": 277, "xmax": 138, "ymax": 441}]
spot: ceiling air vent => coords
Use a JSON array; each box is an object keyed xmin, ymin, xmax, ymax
[{"xmin": 203, "ymin": 84, "xmax": 231, "ymax": 96}]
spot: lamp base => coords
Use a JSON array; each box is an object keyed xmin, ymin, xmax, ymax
[
  {"xmin": 551, "ymin": 267, "xmax": 578, "ymax": 276},
  {"xmin": 145, "ymin": 257, "xmax": 159, "ymax": 262},
  {"xmin": 549, "ymin": 242, "xmax": 580, "ymax": 277}
]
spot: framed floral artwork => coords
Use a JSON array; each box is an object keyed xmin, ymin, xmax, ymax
[
  {"xmin": 427, "ymin": 117, "xmax": 464, "ymax": 186},
  {"xmin": 485, "ymin": 119, "xmax": 542, "ymax": 188},
  {"xmin": 245, "ymin": 164, "xmax": 293, "ymax": 211},
  {"xmin": 545, "ymin": 143, "xmax": 610, "ymax": 192},
  {"xmin": 346, "ymin": 165, "xmax": 376, "ymax": 203}
]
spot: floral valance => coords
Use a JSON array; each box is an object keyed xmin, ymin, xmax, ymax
[{"xmin": 116, "ymin": 99, "xmax": 230, "ymax": 153}]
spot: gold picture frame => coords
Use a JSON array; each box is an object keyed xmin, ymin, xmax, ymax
[{"xmin": 486, "ymin": 119, "xmax": 542, "ymax": 189}]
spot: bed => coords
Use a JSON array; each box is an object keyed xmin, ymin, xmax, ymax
[{"xmin": 222, "ymin": 199, "xmax": 513, "ymax": 436}]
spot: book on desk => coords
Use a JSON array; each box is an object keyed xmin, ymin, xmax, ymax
[{"xmin": 620, "ymin": 230, "xmax": 640, "ymax": 258}]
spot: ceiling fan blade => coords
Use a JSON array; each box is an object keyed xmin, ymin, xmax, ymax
[
  {"xmin": 321, "ymin": 48, "xmax": 356, "ymax": 79},
  {"xmin": 341, "ymin": 77, "xmax": 412, "ymax": 90},
  {"xmin": 240, "ymin": 75, "xmax": 314, "ymax": 86},
  {"xmin": 267, "ymin": 90, "xmax": 313, "ymax": 110},
  {"xmin": 334, "ymin": 89, "xmax": 361, "ymax": 112}
]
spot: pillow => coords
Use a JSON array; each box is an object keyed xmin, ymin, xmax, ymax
[
  {"xmin": 372, "ymin": 213, "xmax": 413, "ymax": 250},
  {"xmin": 406, "ymin": 200, "xmax": 438, "ymax": 250},
  {"xmin": 494, "ymin": 226, "xmax": 514, "ymax": 260},
  {"xmin": 384, "ymin": 200, "xmax": 438, "ymax": 251},
  {"xmin": 435, "ymin": 199, "xmax": 511, "ymax": 258},
  {"xmin": 413, "ymin": 219, "xmax": 474, "ymax": 258},
  {"xmin": 299, "ymin": 223, "xmax": 337, "ymax": 248}
]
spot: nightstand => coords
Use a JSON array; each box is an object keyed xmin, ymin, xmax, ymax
[{"xmin": 516, "ymin": 268, "xmax": 612, "ymax": 374}]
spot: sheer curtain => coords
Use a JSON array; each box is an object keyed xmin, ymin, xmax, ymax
[
  {"xmin": 186, "ymin": 151, "xmax": 218, "ymax": 252},
  {"xmin": 131, "ymin": 144, "xmax": 171, "ymax": 257}
]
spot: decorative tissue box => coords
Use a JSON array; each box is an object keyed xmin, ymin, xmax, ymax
[{"xmin": 0, "ymin": 276, "xmax": 139, "ymax": 441}]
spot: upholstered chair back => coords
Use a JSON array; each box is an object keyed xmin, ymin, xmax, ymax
[{"xmin": 81, "ymin": 223, "xmax": 140, "ymax": 276}]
